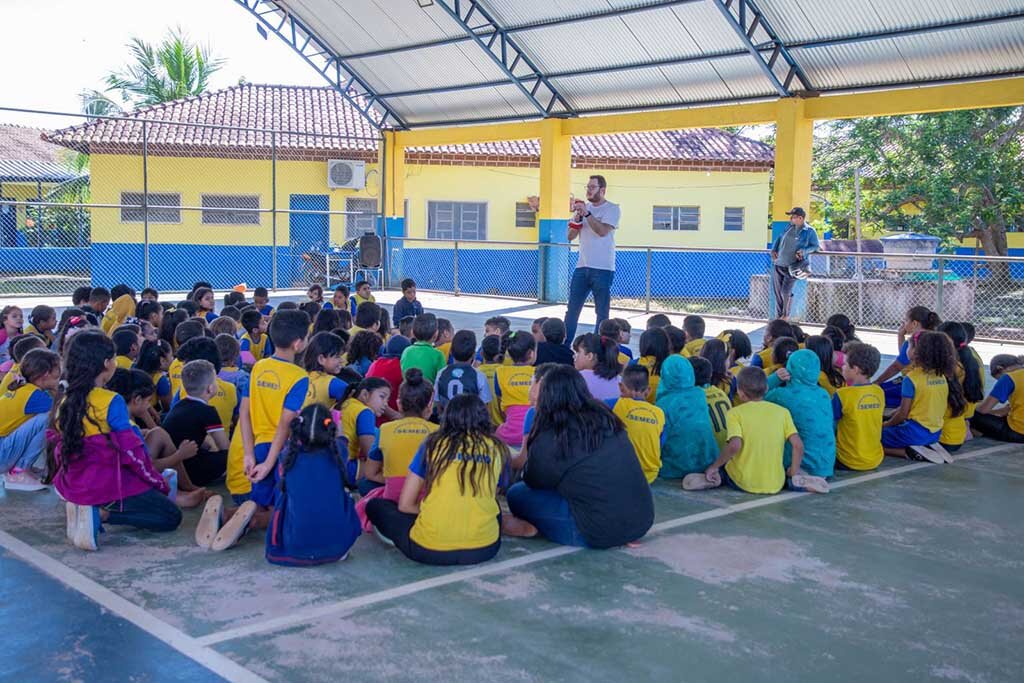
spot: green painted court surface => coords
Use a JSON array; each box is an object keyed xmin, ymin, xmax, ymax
[
  {"xmin": 2, "ymin": 437, "xmax": 1022, "ymax": 682},
  {"xmin": 1, "ymin": 297, "xmax": 1022, "ymax": 682}
]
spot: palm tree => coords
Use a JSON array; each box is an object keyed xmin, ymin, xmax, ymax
[{"xmin": 80, "ymin": 28, "xmax": 224, "ymax": 115}]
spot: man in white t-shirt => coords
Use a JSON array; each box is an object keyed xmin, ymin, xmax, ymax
[{"xmin": 564, "ymin": 175, "xmax": 620, "ymax": 343}]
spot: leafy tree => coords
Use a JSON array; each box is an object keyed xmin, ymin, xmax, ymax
[
  {"xmin": 80, "ymin": 28, "xmax": 224, "ymax": 115},
  {"xmin": 813, "ymin": 108, "xmax": 1024, "ymax": 259}
]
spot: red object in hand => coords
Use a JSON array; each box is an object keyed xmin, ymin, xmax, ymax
[{"xmin": 568, "ymin": 220, "xmax": 583, "ymax": 230}]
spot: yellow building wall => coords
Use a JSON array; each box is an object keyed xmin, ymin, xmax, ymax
[
  {"xmin": 402, "ymin": 164, "xmax": 769, "ymax": 249},
  {"xmin": 87, "ymin": 154, "xmax": 770, "ymax": 251},
  {"xmin": 88, "ymin": 154, "xmax": 380, "ymax": 246}
]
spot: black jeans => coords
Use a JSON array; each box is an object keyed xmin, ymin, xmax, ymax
[
  {"xmin": 183, "ymin": 449, "xmax": 228, "ymax": 487},
  {"xmin": 102, "ymin": 488, "xmax": 182, "ymax": 532},
  {"xmin": 771, "ymin": 265, "xmax": 797, "ymax": 319},
  {"xmin": 365, "ymin": 498, "xmax": 500, "ymax": 566},
  {"xmin": 972, "ymin": 413, "xmax": 1024, "ymax": 443}
]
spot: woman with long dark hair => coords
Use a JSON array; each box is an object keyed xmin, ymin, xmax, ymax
[{"xmin": 505, "ymin": 366, "xmax": 653, "ymax": 549}]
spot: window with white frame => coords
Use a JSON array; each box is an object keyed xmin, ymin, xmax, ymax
[
  {"xmin": 201, "ymin": 194, "xmax": 260, "ymax": 225},
  {"xmin": 427, "ymin": 201, "xmax": 487, "ymax": 240},
  {"xmin": 346, "ymin": 197, "xmax": 378, "ymax": 238},
  {"xmin": 120, "ymin": 192, "xmax": 181, "ymax": 223},
  {"xmin": 652, "ymin": 205, "xmax": 699, "ymax": 231},
  {"xmin": 724, "ymin": 207, "xmax": 745, "ymax": 231}
]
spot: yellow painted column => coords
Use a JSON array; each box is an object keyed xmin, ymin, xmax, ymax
[
  {"xmin": 537, "ymin": 118, "xmax": 572, "ymax": 302},
  {"xmin": 770, "ymin": 98, "xmax": 814, "ymax": 318},
  {"xmin": 379, "ymin": 130, "xmax": 406, "ymax": 287}
]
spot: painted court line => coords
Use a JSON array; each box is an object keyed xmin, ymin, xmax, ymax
[
  {"xmin": 0, "ymin": 529, "xmax": 269, "ymax": 683},
  {"xmin": 197, "ymin": 441, "xmax": 1020, "ymax": 647}
]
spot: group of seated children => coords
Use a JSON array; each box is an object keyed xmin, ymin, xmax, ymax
[{"xmin": 1, "ymin": 278, "xmax": 1021, "ymax": 568}]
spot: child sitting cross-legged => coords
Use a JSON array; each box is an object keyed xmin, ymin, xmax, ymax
[
  {"xmin": 239, "ymin": 309, "xmax": 273, "ymax": 368},
  {"xmin": 572, "ymin": 332, "xmax": 622, "ymax": 402},
  {"xmin": 265, "ymin": 404, "xmax": 361, "ymax": 566},
  {"xmin": 356, "ymin": 368, "xmax": 437, "ymax": 532},
  {"xmin": 494, "ymin": 331, "xmax": 537, "ymax": 446},
  {"xmin": 606, "ymin": 365, "xmax": 665, "ymax": 483},
  {"xmin": 349, "ymin": 280, "xmax": 376, "ymax": 317},
  {"xmin": 434, "ymin": 330, "xmax": 492, "ymax": 411},
  {"xmin": 302, "ymin": 332, "xmax": 349, "ymax": 410},
  {"xmin": 655, "ymin": 355, "xmax": 718, "ymax": 479},
  {"xmin": 106, "ymin": 368, "xmax": 207, "ymax": 508},
  {"xmin": 50, "ymin": 332, "xmax": 181, "ymax": 550},
  {"xmin": 400, "ymin": 313, "xmax": 447, "ymax": 383},
  {"xmin": 833, "ymin": 342, "xmax": 885, "ymax": 471},
  {"xmin": 973, "ymin": 354, "xmax": 1024, "ymax": 443},
  {"xmin": 0, "ymin": 348, "xmax": 61, "ymax": 491},
  {"xmin": 690, "ymin": 356, "xmax": 731, "ymax": 452},
  {"xmin": 162, "ymin": 360, "xmax": 230, "ymax": 488},
  {"xmin": 882, "ymin": 330, "xmax": 961, "ymax": 463},
  {"xmin": 365, "ymin": 393, "xmax": 507, "ymax": 566},
  {"xmin": 339, "ymin": 377, "xmax": 392, "ymax": 494},
  {"xmin": 684, "ymin": 367, "xmax": 810, "ymax": 494},
  {"xmin": 764, "ymin": 349, "xmax": 835, "ymax": 491}
]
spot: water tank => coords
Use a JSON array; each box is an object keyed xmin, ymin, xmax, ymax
[{"xmin": 880, "ymin": 233, "xmax": 940, "ymax": 271}]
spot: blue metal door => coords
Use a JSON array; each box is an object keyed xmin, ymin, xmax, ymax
[{"xmin": 288, "ymin": 194, "xmax": 329, "ymax": 286}]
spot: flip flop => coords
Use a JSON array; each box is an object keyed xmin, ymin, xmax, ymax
[
  {"xmin": 791, "ymin": 473, "xmax": 830, "ymax": 494},
  {"xmin": 195, "ymin": 495, "xmax": 223, "ymax": 549},
  {"xmin": 929, "ymin": 443, "xmax": 954, "ymax": 463},
  {"xmin": 908, "ymin": 445, "xmax": 944, "ymax": 464},
  {"xmin": 210, "ymin": 501, "xmax": 256, "ymax": 552}
]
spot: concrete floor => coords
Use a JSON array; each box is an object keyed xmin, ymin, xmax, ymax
[{"xmin": 1, "ymin": 293, "xmax": 1022, "ymax": 682}]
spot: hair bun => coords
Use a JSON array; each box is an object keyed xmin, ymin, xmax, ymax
[{"xmin": 404, "ymin": 367, "xmax": 424, "ymax": 385}]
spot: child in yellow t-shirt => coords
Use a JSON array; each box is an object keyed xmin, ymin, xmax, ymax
[
  {"xmin": 434, "ymin": 318, "xmax": 454, "ymax": 363},
  {"xmin": 477, "ymin": 335, "xmax": 506, "ymax": 428},
  {"xmin": 607, "ymin": 365, "xmax": 665, "ymax": 483},
  {"xmin": 637, "ymin": 328, "xmax": 670, "ymax": 403},
  {"xmin": 882, "ymin": 331, "xmax": 959, "ymax": 462},
  {"xmin": 684, "ymin": 367, "xmax": 826, "ymax": 494},
  {"xmin": 833, "ymin": 343, "xmax": 885, "ymax": 471},
  {"xmin": 680, "ymin": 315, "xmax": 706, "ymax": 358},
  {"xmin": 0, "ymin": 348, "xmax": 60, "ymax": 490},
  {"xmin": 690, "ymin": 357, "xmax": 731, "ymax": 451},
  {"xmin": 750, "ymin": 319, "xmax": 794, "ymax": 376},
  {"xmin": 973, "ymin": 354, "xmax": 1024, "ymax": 442}
]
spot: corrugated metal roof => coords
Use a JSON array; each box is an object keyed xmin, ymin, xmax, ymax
[
  {"xmin": 0, "ymin": 159, "xmax": 78, "ymax": 183},
  {"xmin": 242, "ymin": 0, "xmax": 1024, "ymax": 127}
]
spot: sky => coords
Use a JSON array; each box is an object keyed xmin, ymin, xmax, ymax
[{"xmin": 0, "ymin": 0, "xmax": 323, "ymax": 128}]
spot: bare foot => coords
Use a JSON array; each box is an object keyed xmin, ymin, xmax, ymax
[
  {"xmin": 176, "ymin": 488, "xmax": 209, "ymax": 508},
  {"xmin": 249, "ymin": 508, "xmax": 273, "ymax": 531},
  {"xmin": 501, "ymin": 514, "xmax": 538, "ymax": 538}
]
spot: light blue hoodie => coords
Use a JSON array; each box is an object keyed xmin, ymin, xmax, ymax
[
  {"xmin": 765, "ymin": 349, "xmax": 836, "ymax": 477},
  {"xmin": 655, "ymin": 355, "xmax": 719, "ymax": 478}
]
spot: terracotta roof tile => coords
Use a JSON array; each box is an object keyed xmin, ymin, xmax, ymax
[{"xmin": 44, "ymin": 84, "xmax": 773, "ymax": 166}]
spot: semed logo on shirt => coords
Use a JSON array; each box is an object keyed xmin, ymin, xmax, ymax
[
  {"xmin": 256, "ymin": 370, "xmax": 282, "ymax": 392},
  {"xmin": 857, "ymin": 395, "xmax": 881, "ymax": 411}
]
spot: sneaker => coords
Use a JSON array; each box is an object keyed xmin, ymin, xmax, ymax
[
  {"xmin": 908, "ymin": 445, "xmax": 944, "ymax": 464},
  {"xmin": 372, "ymin": 524, "xmax": 395, "ymax": 547},
  {"xmin": 3, "ymin": 469, "xmax": 48, "ymax": 492},
  {"xmin": 71, "ymin": 504, "xmax": 99, "ymax": 551},
  {"xmin": 195, "ymin": 495, "xmax": 224, "ymax": 549},
  {"xmin": 210, "ymin": 500, "xmax": 256, "ymax": 552},
  {"xmin": 682, "ymin": 473, "xmax": 720, "ymax": 491},
  {"xmin": 791, "ymin": 473, "xmax": 830, "ymax": 494}
]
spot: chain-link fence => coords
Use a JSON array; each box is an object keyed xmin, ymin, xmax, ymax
[
  {"xmin": 0, "ymin": 105, "xmax": 383, "ymax": 295},
  {"xmin": 388, "ymin": 237, "xmax": 1024, "ymax": 341}
]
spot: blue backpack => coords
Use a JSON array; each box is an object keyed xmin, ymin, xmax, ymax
[{"xmin": 266, "ymin": 447, "xmax": 361, "ymax": 567}]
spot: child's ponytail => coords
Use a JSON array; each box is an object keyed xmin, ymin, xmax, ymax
[
  {"xmin": 282, "ymin": 404, "xmax": 342, "ymax": 477},
  {"xmin": 938, "ymin": 322, "xmax": 984, "ymax": 403},
  {"xmin": 577, "ymin": 332, "xmax": 622, "ymax": 380}
]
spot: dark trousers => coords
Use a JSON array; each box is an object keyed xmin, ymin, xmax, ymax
[
  {"xmin": 102, "ymin": 488, "xmax": 182, "ymax": 532},
  {"xmin": 183, "ymin": 449, "xmax": 228, "ymax": 487},
  {"xmin": 564, "ymin": 267, "xmax": 614, "ymax": 343},
  {"xmin": 771, "ymin": 265, "xmax": 797, "ymax": 319},
  {"xmin": 365, "ymin": 498, "xmax": 500, "ymax": 566},
  {"xmin": 972, "ymin": 413, "xmax": 1024, "ymax": 443},
  {"xmin": 506, "ymin": 482, "xmax": 587, "ymax": 547}
]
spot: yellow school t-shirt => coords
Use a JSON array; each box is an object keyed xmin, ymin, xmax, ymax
[
  {"xmin": 817, "ymin": 371, "xmax": 842, "ymax": 398},
  {"xmin": 82, "ymin": 387, "xmax": 119, "ymax": 436},
  {"xmin": 755, "ymin": 348, "xmax": 780, "ymax": 376},
  {"xmin": 904, "ymin": 367, "xmax": 948, "ymax": 433},
  {"xmin": 610, "ymin": 397, "xmax": 665, "ymax": 483},
  {"xmin": 478, "ymin": 363, "xmax": 505, "ymax": 425},
  {"xmin": 240, "ymin": 332, "xmax": 271, "ymax": 363},
  {"xmin": 834, "ymin": 384, "xmax": 884, "ymax": 470},
  {"xmin": 378, "ymin": 417, "xmax": 439, "ymax": 478},
  {"xmin": 115, "ymin": 355, "xmax": 133, "ymax": 370},
  {"xmin": 249, "ymin": 357, "xmax": 308, "ymax": 444},
  {"xmin": 495, "ymin": 365, "xmax": 533, "ymax": 412},
  {"xmin": 703, "ymin": 385, "xmax": 732, "ymax": 450},
  {"xmin": 168, "ymin": 358, "xmax": 184, "ymax": 399},
  {"xmin": 0, "ymin": 383, "xmax": 48, "ymax": 436},
  {"xmin": 225, "ymin": 427, "xmax": 251, "ymax": 496},
  {"xmin": 1000, "ymin": 368, "xmax": 1024, "ymax": 434},
  {"xmin": 724, "ymin": 401, "xmax": 796, "ymax": 494},
  {"xmin": 0, "ymin": 363, "xmax": 20, "ymax": 394},
  {"xmin": 681, "ymin": 338, "xmax": 706, "ymax": 358},
  {"xmin": 941, "ymin": 364, "xmax": 973, "ymax": 447},
  {"xmin": 409, "ymin": 438, "xmax": 504, "ymax": 551},
  {"xmin": 340, "ymin": 397, "xmax": 376, "ymax": 461},
  {"xmin": 636, "ymin": 355, "xmax": 661, "ymax": 403},
  {"xmin": 436, "ymin": 342, "xmax": 452, "ymax": 362},
  {"xmin": 304, "ymin": 371, "xmax": 346, "ymax": 410}
]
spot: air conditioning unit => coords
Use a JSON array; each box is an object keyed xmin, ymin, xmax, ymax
[{"xmin": 327, "ymin": 159, "xmax": 366, "ymax": 190}]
